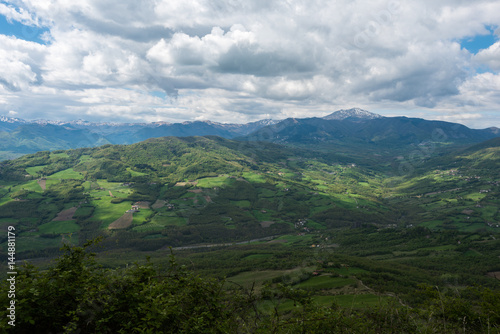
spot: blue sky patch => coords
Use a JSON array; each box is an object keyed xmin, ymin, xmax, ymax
[
  {"xmin": 150, "ymin": 91, "xmax": 167, "ymax": 99},
  {"xmin": 460, "ymin": 25, "xmax": 498, "ymax": 54},
  {"xmin": 0, "ymin": 14, "xmax": 49, "ymax": 44}
]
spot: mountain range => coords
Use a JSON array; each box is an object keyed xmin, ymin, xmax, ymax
[
  {"xmin": 1, "ymin": 108, "xmax": 499, "ymax": 333},
  {"xmin": 246, "ymin": 113, "xmax": 498, "ymax": 151},
  {"xmin": 0, "ymin": 116, "xmax": 278, "ymax": 160},
  {"xmin": 1, "ymin": 108, "xmax": 498, "ymax": 160}
]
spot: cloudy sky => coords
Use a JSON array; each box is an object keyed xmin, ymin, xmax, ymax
[{"xmin": 0, "ymin": 0, "xmax": 499, "ymax": 128}]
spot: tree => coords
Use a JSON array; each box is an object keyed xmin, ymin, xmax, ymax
[{"xmin": 0, "ymin": 240, "xmax": 251, "ymax": 333}]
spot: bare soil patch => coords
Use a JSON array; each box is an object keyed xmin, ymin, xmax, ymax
[
  {"xmin": 267, "ymin": 239, "xmax": 287, "ymax": 244},
  {"xmin": 152, "ymin": 199, "xmax": 167, "ymax": 209},
  {"xmin": 188, "ymin": 189, "xmax": 203, "ymax": 193},
  {"xmin": 135, "ymin": 201, "xmax": 151, "ymax": 209},
  {"xmin": 487, "ymin": 271, "xmax": 500, "ymax": 280},
  {"xmin": 175, "ymin": 181, "xmax": 198, "ymax": 186},
  {"xmin": 37, "ymin": 179, "xmax": 46, "ymax": 191},
  {"xmin": 108, "ymin": 212, "xmax": 133, "ymax": 229},
  {"xmin": 260, "ymin": 221, "xmax": 275, "ymax": 228},
  {"xmin": 53, "ymin": 207, "xmax": 78, "ymax": 221},
  {"xmin": 204, "ymin": 195, "xmax": 212, "ymax": 203}
]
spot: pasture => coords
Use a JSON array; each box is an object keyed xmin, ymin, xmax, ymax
[
  {"xmin": 46, "ymin": 168, "xmax": 84, "ymax": 180},
  {"xmin": 294, "ymin": 275, "xmax": 356, "ymax": 290},
  {"xmin": 38, "ymin": 220, "xmax": 81, "ymax": 234}
]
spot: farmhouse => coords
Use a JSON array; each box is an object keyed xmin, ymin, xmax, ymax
[{"xmin": 126, "ymin": 205, "xmax": 140, "ymax": 213}]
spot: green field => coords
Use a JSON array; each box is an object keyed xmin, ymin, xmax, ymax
[
  {"xmin": 295, "ymin": 275, "xmax": 356, "ymax": 290},
  {"xmin": 241, "ymin": 172, "xmax": 267, "ymax": 183},
  {"xmin": 38, "ymin": 220, "xmax": 81, "ymax": 234},
  {"xmin": 227, "ymin": 267, "xmax": 315, "ymax": 289},
  {"xmin": 46, "ymin": 168, "xmax": 84, "ymax": 180},
  {"xmin": 151, "ymin": 215, "xmax": 187, "ymax": 226},
  {"xmin": 332, "ymin": 267, "xmax": 368, "ymax": 275},
  {"xmin": 11, "ymin": 180, "xmax": 44, "ymax": 193},
  {"xmin": 231, "ymin": 200, "xmax": 251, "ymax": 208},
  {"xmin": 273, "ymin": 234, "xmax": 314, "ymax": 246},
  {"xmin": 92, "ymin": 199, "xmax": 132, "ymax": 228},
  {"xmin": 14, "ymin": 234, "xmax": 78, "ymax": 253},
  {"xmin": 25, "ymin": 165, "xmax": 47, "ymax": 176},
  {"xmin": 127, "ymin": 167, "xmax": 147, "ymax": 176},
  {"xmin": 244, "ymin": 253, "xmax": 273, "ymax": 260},
  {"xmin": 132, "ymin": 221, "xmax": 165, "ymax": 232},
  {"xmin": 196, "ymin": 176, "xmax": 234, "ymax": 188},
  {"xmin": 132, "ymin": 209, "xmax": 153, "ymax": 225}
]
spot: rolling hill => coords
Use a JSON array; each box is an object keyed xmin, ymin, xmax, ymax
[
  {"xmin": 0, "ymin": 131, "xmax": 499, "ymax": 333},
  {"xmin": 0, "ymin": 133, "xmax": 498, "ymax": 259},
  {"xmin": 0, "ymin": 135, "xmax": 398, "ymax": 258}
]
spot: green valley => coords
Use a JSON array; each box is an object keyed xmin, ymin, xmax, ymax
[{"xmin": 0, "ymin": 134, "xmax": 499, "ymax": 333}]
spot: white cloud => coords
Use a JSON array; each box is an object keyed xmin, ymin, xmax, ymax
[
  {"xmin": 0, "ymin": 0, "xmax": 499, "ymax": 127},
  {"xmin": 473, "ymin": 42, "xmax": 500, "ymax": 71},
  {"xmin": 456, "ymin": 72, "xmax": 500, "ymax": 108},
  {"xmin": 0, "ymin": 3, "xmax": 39, "ymax": 26},
  {"xmin": 0, "ymin": 35, "xmax": 45, "ymax": 90}
]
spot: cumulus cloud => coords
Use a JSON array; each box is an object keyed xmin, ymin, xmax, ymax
[
  {"xmin": 0, "ymin": 35, "xmax": 45, "ymax": 91},
  {"xmin": 0, "ymin": 0, "xmax": 499, "ymax": 127},
  {"xmin": 474, "ymin": 42, "xmax": 500, "ymax": 71},
  {"xmin": 457, "ymin": 72, "xmax": 500, "ymax": 109},
  {"xmin": 0, "ymin": 2, "xmax": 39, "ymax": 26}
]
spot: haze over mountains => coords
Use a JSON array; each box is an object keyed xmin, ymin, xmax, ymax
[{"xmin": 1, "ymin": 108, "xmax": 498, "ymax": 160}]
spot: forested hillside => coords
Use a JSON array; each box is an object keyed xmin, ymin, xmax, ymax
[{"xmin": 0, "ymin": 136, "xmax": 396, "ymax": 258}]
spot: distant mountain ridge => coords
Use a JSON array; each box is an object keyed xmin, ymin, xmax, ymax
[
  {"xmin": 0, "ymin": 115, "xmax": 278, "ymax": 130},
  {"xmin": 1, "ymin": 109, "xmax": 499, "ymax": 161},
  {"xmin": 243, "ymin": 113, "xmax": 500, "ymax": 160},
  {"xmin": 0, "ymin": 116, "xmax": 280, "ymax": 160}
]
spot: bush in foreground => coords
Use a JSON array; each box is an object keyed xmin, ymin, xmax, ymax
[{"xmin": 1, "ymin": 239, "xmax": 499, "ymax": 333}]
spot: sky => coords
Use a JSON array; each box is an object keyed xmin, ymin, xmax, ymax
[{"xmin": 0, "ymin": 1, "xmax": 499, "ymax": 128}]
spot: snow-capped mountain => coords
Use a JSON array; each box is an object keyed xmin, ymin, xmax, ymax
[
  {"xmin": 0, "ymin": 115, "xmax": 280, "ymax": 160},
  {"xmin": 323, "ymin": 108, "xmax": 383, "ymax": 121},
  {"xmin": 1, "ymin": 109, "xmax": 498, "ymax": 161},
  {"xmin": 246, "ymin": 109, "xmax": 498, "ymax": 151},
  {"xmin": 0, "ymin": 116, "xmax": 27, "ymax": 123}
]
